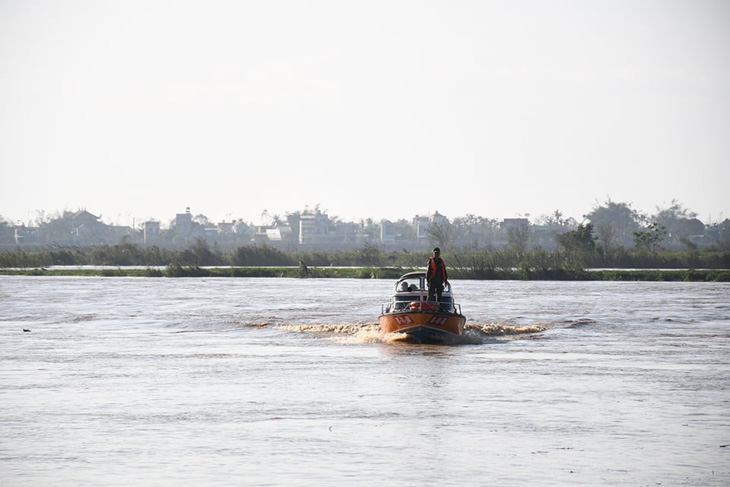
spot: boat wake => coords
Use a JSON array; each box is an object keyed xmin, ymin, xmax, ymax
[
  {"xmin": 464, "ymin": 323, "xmax": 548, "ymax": 340},
  {"xmin": 276, "ymin": 323, "xmax": 384, "ymax": 343},
  {"xmin": 275, "ymin": 322, "xmax": 552, "ymax": 345}
]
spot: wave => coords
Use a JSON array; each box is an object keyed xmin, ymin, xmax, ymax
[
  {"xmin": 274, "ymin": 321, "xmax": 551, "ymax": 345},
  {"xmin": 464, "ymin": 323, "xmax": 548, "ymax": 337}
]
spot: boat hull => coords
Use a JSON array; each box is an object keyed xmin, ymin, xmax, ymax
[{"xmin": 379, "ymin": 311, "xmax": 466, "ymax": 344}]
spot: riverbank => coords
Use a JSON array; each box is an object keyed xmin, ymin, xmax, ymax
[{"xmin": 1, "ymin": 266, "xmax": 729, "ymax": 281}]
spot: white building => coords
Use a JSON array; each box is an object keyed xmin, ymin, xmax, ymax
[
  {"xmin": 416, "ymin": 211, "xmax": 449, "ymax": 240},
  {"xmin": 299, "ymin": 212, "xmax": 330, "ymax": 245}
]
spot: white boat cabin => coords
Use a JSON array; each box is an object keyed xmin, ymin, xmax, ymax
[{"xmin": 383, "ymin": 272, "xmax": 457, "ymax": 313}]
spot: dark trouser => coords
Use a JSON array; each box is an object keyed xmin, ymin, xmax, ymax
[{"xmin": 427, "ymin": 280, "xmax": 444, "ymax": 302}]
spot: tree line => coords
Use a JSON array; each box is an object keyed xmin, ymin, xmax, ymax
[
  {"xmin": 2, "ymin": 198, "xmax": 728, "ymax": 252},
  {"xmin": 1, "ymin": 237, "xmax": 728, "ymax": 273}
]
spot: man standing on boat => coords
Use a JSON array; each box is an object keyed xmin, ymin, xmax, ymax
[{"xmin": 426, "ymin": 247, "xmax": 448, "ymax": 302}]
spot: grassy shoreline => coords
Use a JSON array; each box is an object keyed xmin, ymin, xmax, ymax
[{"xmin": 1, "ymin": 266, "xmax": 729, "ymax": 281}]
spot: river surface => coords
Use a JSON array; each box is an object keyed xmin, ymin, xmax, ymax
[{"xmin": 1, "ymin": 277, "xmax": 729, "ymax": 486}]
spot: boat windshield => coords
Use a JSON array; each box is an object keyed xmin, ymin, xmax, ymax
[
  {"xmin": 394, "ymin": 276, "xmax": 452, "ymax": 295},
  {"xmin": 395, "ymin": 276, "xmax": 423, "ymax": 293}
]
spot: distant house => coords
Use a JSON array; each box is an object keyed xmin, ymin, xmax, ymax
[
  {"xmin": 71, "ymin": 209, "xmax": 101, "ymax": 225},
  {"xmin": 233, "ymin": 220, "xmax": 250, "ymax": 236},
  {"xmin": 175, "ymin": 208, "xmax": 193, "ymax": 235},
  {"xmin": 217, "ymin": 221, "xmax": 235, "ymax": 235},
  {"xmin": 380, "ymin": 219, "xmax": 395, "ymax": 244},
  {"xmin": 266, "ymin": 226, "xmax": 293, "ymax": 243},
  {"xmin": 203, "ymin": 227, "xmax": 219, "ymax": 239},
  {"xmin": 501, "ymin": 218, "xmax": 530, "ymax": 230},
  {"xmin": 70, "ymin": 210, "xmax": 108, "ymax": 242},
  {"xmin": 144, "ymin": 221, "xmax": 161, "ymax": 243},
  {"xmin": 416, "ymin": 211, "xmax": 449, "ymax": 241},
  {"xmin": 663, "ymin": 218, "xmax": 706, "ymax": 248},
  {"xmin": 71, "ymin": 209, "xmax": 104, "ymax": 231}
]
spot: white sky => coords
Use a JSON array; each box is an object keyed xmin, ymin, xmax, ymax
[{"xmin": 1, "ymin": 0, "xmax": 728, "ymax": 226}]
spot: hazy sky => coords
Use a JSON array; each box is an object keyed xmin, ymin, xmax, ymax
[{"xmin": 2, "ymin": 0, "xmax": 728, "ymax": 226}]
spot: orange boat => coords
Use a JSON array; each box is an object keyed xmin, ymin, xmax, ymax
[{"xmin": 379, "ymin": 272, "xmax": 466, "ymax": 344}]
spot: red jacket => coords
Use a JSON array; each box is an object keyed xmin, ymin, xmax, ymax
[{"xmin": 427, "ymin": 257, "xmax": 447, "ymax": 282}]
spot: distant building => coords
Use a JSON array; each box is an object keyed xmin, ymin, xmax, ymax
[
  {"xmin": 70, "ymin": 210, "xmax": 108, "ymax": 242},
  {"xmin": 253, "ymin": 226, "xmax": 269, "ymax": 245},
  {"xmin": 267, "ymin": 226, "xmax": 293, "ymax": 243},
  {"xmin": 175, "ymin": 208, "xmax": 193, "ymax": 235},
  {"xmin": 299, "ymin": 212, "xmax": 330, "ymax": 245},
  {"xmin": 217, "ymin": 221, "xmax": 235, "ymax": 235},
  {"xmin": 70, "ymin": 209, "xmax": 102, "ymax": 225},
  {"xmin": 71, "ymin": 210, "xmax": 104, "ymax": 233},
  {"xmin": 144, "ymin": 221, "xmax": 161, "ymax": 243},
  {"xmin": 233, "ymin": 220, "xmax": 250, "ymax": 235},
  {"xmin": 501, "ymin": 218, "xmax": 530, "ymax": 230},
  {"xmin": 380, "ymin": 219, "xmax": 395, "ymax": 244},
  {"xmin": 416, "ymin": 211, "xmax": 449, "ymax": 240}
]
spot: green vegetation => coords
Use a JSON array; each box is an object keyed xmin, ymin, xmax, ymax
[
  {"xmin": 633, "ymin": 222, "xmax": 668, "ymax": 252},
  {"xmin": 1, "ymin": 265, "xmax": 727, "ymax": 282},
  {"xmin": 0, "ymin": 265, "xmax": 407, "ymax": 280},
  {"xmin": 0, "ymin": 238, "xmax": 728, "ymax": 281}
]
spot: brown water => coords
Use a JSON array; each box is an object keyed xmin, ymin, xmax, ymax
[{"xmin": 1, "ymin": 277, "xmax": 729, "ymax": 486}]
